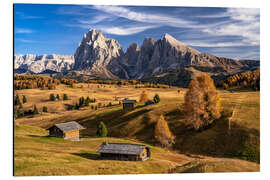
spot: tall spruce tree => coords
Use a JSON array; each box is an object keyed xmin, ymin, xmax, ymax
[
  {"xmin": 33, "ymin": 105, "xmax": 39, "ymax": 115},
  {"xmin": 14, "ymin": 94, "xmax": 21, "ymax": 106},
  {"xmin": 153, "ymin": 94, "xmax": 160, "ymax": 103},
  {"xmin": 22, "ymin": 95, "xmax": 27, "ymax": 104}
]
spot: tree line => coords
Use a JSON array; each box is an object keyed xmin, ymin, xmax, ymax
[
  {"xmin": 14, "ymin": 94, "xmax": 48, "ymax": 118},
  {"xmin": 14, "ymin": 75, "xmax": 78, "ymax": 90},
  {"xmin": 217, "ymin": 69, "xmax": 260, "ymax": 90}
]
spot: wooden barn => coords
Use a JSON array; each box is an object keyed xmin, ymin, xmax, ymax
[
  {"xmin": 47, "ymin": 121, "xmax": 85, "ymax": 141},
  {"xmin": 97, "ymin": 142, "xmax": 151, "ymax": 161},
  {"xmin": 122, "ymin": 98, "xmax": 136, "ymax": 110}
]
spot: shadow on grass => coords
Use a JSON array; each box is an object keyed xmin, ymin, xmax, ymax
[
  {"xmin": 71, "ymin": 152, "xmax": 99, "ymax": 160},
  {"xmin": 172, "ymin": 113, "xmax": 260, "ymax": 163},
  {"xmin": 79, "ymin": 106, "xmax": 152, "ymax": 137}
]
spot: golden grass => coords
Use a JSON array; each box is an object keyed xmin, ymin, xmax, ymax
[
  {"xmin": 14, "ymin": 83, "xmax": 260, "ymax": 175},
  {"xmin": 14, "ymin": 124, "xmax": 259, "ymax": 176}
]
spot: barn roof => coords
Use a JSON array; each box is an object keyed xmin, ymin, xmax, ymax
[
  {"xmin": 97, "ymin": 142, "xmax": 149, "ymax": 155},
  {"xmin": 48, "ymin": 121, "xmax": 85, "ymax": 132},
  {"xmin": 122, "ymin": 98, "xmax": 136, "ymax": 104}
]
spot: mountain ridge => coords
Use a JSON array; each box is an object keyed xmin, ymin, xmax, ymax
[{"xmin": 14, "ymin": 29, "xmax": 260, "ymax": 84}]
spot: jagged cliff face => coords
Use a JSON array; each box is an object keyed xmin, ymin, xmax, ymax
[
  {"xmin": 74, "ymin": 29, "xmax": 124, "ymax": 79},
  {"xmin": 14, "ymin": 54, "xmax": 74, "ymax": 73},
  {"xmin": 132, "ymin": 34, "xmax": 202, "ymax": 78}
]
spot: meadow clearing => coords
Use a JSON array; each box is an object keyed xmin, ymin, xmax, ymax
[{"xmin": 14, "ymin": 82, "xmax": 260, "ymax": 175}]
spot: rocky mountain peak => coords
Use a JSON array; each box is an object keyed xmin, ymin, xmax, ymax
[
  {"xmin": 82, "ymin": 29, "xmax": 104, "ymax": 43},
  {"xmin": 74, "ymin": 29, "xmax": 124, "ymax": 78},
  {"xmin": 163, "ymin": 33, "xmax": 187, "ymax": 47},
  {"xmin": 141, "ymin": 38, "xmax": 156, "ymax": 50},
  {"xmin": 14, "ymin": 54, "xmax": 74, "ymax": 73},
  {"xmin": 127, "ymin": 43, "xmax": 140, "ymax": 53}
]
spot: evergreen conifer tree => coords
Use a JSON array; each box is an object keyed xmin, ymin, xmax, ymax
[
  {"xmin": 33, "ymin": 105, "xmax": 39, "ymax": 114},
  {"xmin": 49, "ymin": 93, "xmax": 55, "ymax": 101},
  {"xmin": 22, "ymin": 95, "xmax": 27, "ymax": 104},
  {"xmin": 153, "ymin": 94, "xmax": 160, "ymax": 103},
  {"xmin": 42, "ymin": 106, "xmax": 48, "ymax": 112},
  {"xmin": 56, "ymin": 94, "xmax": 60, "ymax": 100},
  {"xmin": 96, "ymin": 121, "xmax": 108, "ymax": 137},
  {"xmin": 63, "ymin": 94, "xmax": 68, "ymax": 100}
]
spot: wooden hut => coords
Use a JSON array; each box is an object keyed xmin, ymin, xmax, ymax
[
  {"xmin": 47, "ymin": 121, "xmax": 85, "ymax": 141},
  {"xmin": 97, "ymin": 142, "xmax": 150, "ymax": 161},
  {"xmin": 122, "ymin": 98, "xmax": 136, "ymax": 110}
]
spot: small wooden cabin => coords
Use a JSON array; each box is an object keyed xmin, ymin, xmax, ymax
[
  {"xmin": 97, "ymin": 142, "xmax": 150, "ymax": 161},
  {"xmin": 122, "ymin": 98, "xmax": 136, "ymax": 110},
  {"xmin": 47, "ymin": 121, "xmax": 85, "ymax": 141}
]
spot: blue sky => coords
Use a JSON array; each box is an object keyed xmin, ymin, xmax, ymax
[{"xmin": 14, "ymin": 4, "xmax": 260, "ymax": 60}]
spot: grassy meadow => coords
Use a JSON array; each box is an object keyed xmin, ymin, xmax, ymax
[{"xmin": 14, "ymin": 82, "xmax": 260, "ymax": 175}]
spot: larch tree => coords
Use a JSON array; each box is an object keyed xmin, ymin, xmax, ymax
[
  {"xmin": 139, "ymin": 90, "xmax": 149, "ymax": 103},
  {"xmin": 154, "ymin": 115, "xmax": 175, "ymax": 148},
  {"xmin": 184, "ymin": 74, "xmax": 221, "ymax": 131}
]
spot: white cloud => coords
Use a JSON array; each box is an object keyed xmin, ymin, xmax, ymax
[
  {"xmin": 15, "ymin": 28, "xmax": 35, "ymax": 34},
  {"xmin": 16, "ymin": 38, "xmax": 36, "ymax": 43},
  {"xmin": 202, "ymin": 8, "xmax": 260, "ymax": 46},
  {"xmin": 93, "ymin": 5, "xmax": 197, "ymax": 28},
  {"xmin": 77, "ymin": 15, "xmax": 116, "ymax": 25},
  {"xmin": 16, "ymin": 12, "xmax": 42, "ymax": 19},
  {"xmin": 208, "ymin": 47, "xmax": 260, "ymax": 60},
  {"xmin": 186, "ymin": 41, "xmax": 247, "ymax": 47},
  {"xmin": 97, "ymin": 25, "xmax": 157, "ymax": 35}
]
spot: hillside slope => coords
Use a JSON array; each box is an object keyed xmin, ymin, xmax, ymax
[{"xmin": 14, "ymin": 124, "xmax": 259, "ymax": 176}]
